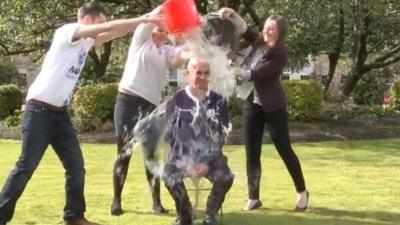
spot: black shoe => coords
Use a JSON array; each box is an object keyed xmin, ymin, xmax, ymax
[
  {"xmin": 172, "ymin": 218, "xmax": 192, "ymax": 225},
  {"xmin": 111, "ymin": 200, "xmax": 123, "ymax": 216},
  {"xmin": 294, "ymin": 191, "xmax": 309, "ymax": 212},
  {"xmin": 203, "ymin": 215, "xmax": 217, "ymax": 225},
  {"xmin": 65, "ymin": 217, "xmax": 101, "ymax": 225},
  {"xmin": 153, "ymin": 204, "xmax": 168, "ymax": 214}
]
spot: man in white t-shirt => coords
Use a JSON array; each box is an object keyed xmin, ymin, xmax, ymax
[
  {"xmin": 0, "ymin": 2, "xmax": 162, "ymax": 225},
  {"xmin": 111, "ymin": 6, "xmax": 185, "ymax": 216}
]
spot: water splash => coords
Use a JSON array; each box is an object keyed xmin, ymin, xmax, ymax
[{"xmin": 121, "ymin": 16, "xmax": 253, "ymax": 215}]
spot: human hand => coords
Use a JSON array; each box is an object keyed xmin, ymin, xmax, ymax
[
  {"xmin": 217, "ymin": 7, "xmax": 236, "ymax": 20},
  {"xmin": 185, "ymin": 163, "xmax": 209, "ymax": 178},
  {"xmin": 217, "ymin": 8, "xmax": 247, "ymax": 35},
  {"xmin": 193, "ymin": 163, "xmax": 209, "ymax": 177},
  {"xmin": 232, "ymin": 67, "xmax": 244, "ymax": 80}
]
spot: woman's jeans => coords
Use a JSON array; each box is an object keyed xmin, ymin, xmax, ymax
[
  {"xmin": 244, "ymin": 102, "xmax": 306, "ymax": 200},
  {"xmin": 0, "ymin": 102, "xmax": 85, "ymax": 223}
]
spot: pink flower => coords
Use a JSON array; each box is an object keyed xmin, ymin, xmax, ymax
[{"xmin": 383, "ymin": 97, "xmax": 390, "ymax": 105}]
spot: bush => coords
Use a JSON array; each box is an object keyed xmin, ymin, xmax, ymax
[
  {"xmin": 72, "ymin": 83, "xmax": 118, "ymax": 131},
  {"xmin": 0, "ymin": 57, "xmax": 19, "ymax": 84},
  {"xmin": 283, "ymin": 80, "xmax": 323, "ymax": 121},
  {"xmin": 0, "ymin": 84, "xmax": 23, "ymax": 119},
  {"xmin": 353, "ymin": 83, "xmax": 384, "ymax": 105},
  {"xmin": 228, "ymin": 96, "xmax": 244, "ymax": 129},
  {"xmin": 389, "ymin": 81, "xmax": 400, "ymax": 109},
  {"xmin": 5, "ymin": 109, "xmax": 24, "ymax": 127}
]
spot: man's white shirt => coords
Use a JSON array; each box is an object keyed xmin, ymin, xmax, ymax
[
  {"xmin": 26, "ymin": 23, "xmax": 94, "ymax": 107},
  {"xmin": 118, "ymin": 22, "xmax": 175, "ymax": 106}
]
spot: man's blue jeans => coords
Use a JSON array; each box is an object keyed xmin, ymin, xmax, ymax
[{"xmin": 0, "ymin": 102, "xmax": 86, "ymax": 223}]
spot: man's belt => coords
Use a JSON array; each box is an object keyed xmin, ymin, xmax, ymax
[{"xmin": 28, "ymin": 99, "xmax": 67, "ymax": 112}]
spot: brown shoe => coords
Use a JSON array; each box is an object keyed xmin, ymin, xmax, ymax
[{"xmin": 65, "ymin": 218, "xmax": 101, "ymax": 225}]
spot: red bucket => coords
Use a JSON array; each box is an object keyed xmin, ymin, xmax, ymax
[{"xmin": 162, "ymin": 0, "xmax": 201, "ymax": 34}]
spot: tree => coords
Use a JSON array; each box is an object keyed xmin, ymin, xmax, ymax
[
  {"xmin": 0, "ymin": 0, "xmax": 160, "ymax": 83},
  {"xmin": 2, "ymin": 0, "xmax": 399, "ymax": 95},
  {"xmin": 0, "ymin": 56, "xmax": 19, "ymax": 85},
  {"xmin": 341, "ymin": 0, "xmax": 400, "ymax": 95}
]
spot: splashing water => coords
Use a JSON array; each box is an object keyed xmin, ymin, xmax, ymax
[
  {"xmin": 178, "ymin": 28, "xmax": 237, "ymax": 99},
  {"xmin": 121, "ymin": 16, "xmax": 253, "ymax": 215}
]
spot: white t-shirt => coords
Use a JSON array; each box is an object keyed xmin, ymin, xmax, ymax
[
  {"xmin": 118, "ymin": 23, "xmax": 175, "ymax": 105},
  {"xmin": 26, "ymin": 23, "xmax": 94, "ymax": 107}
]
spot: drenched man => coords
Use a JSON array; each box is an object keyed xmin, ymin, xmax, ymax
[{"xmin": 163, "ymin": 58, "xmax": 234, "ymax": 225}]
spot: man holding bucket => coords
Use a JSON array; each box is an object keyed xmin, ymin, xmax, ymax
[{"xmin": 0, "ymin": 2, "xmax": 163, "ymax": 225}]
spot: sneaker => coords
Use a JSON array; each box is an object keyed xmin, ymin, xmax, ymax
[
  {"xmin": 294, "ymin": 191, "xmax": 309, "ymax": 212},
  {"xmin": 242, "ymin": 199, "xmax": 262, "ymax": 211},
  {"xmin": 65, "ymin": 217, "xmax": 101, "ymax": 225}
]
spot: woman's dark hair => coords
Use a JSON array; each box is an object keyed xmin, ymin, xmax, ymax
[
  {"xmin": 78, "ymin": 2, "xmax": 106, "ymax": 19},
  {"xmin": 267, "ymin": 15, "xmax": 288, "ymax": 42}
]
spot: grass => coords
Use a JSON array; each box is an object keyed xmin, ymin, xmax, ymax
[{"xmin": 0, "ymin": 139, "xmax": 399, "ymax": 225}]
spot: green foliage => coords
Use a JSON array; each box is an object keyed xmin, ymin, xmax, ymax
[
  {"xmin": 0, "ymin": 84, "xmax": 23, "ymax": 119},
  {"xmin": 353, "ymin": 83, "xmax": 384, "ymax": 105},
  {"xmin": 346, "ymin": 105, "xmax": 386, "ymax": 119},
  {"xmin": 71, "ymin": 83, "xmax": 117, "ymax": 131},
  {"xmin": 283, "ymin": 80, "xmax": 323, "ymax": 121},
  {"xmin": 5, "ymin": 109, "xmax": 24, "ymax": 127},
  {"xmin": 389, "ymin": 81, "xmax": 400, "ymax": 109},
  {"xmin": 0, "ymin": 57, "xmax": 19, "ymax": 84},
  {"xmin": 72, "ymin": 116, "xmax": 103, "ymax": 133},
  {"xmin": 228, "ymin": 96, "xmax": 244, "ymax": 129}
]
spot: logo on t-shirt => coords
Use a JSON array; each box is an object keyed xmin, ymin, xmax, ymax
[{"xmin": 65, "ymin": 48, "xmax": 87, "ymax": 80}]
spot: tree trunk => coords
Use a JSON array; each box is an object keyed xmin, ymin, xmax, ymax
[
  {"xmin": 325, "ymin": 52, "xmax": 340, "ymax": 90},
  {"xmin": 89, "ymin": 42, "xmax": 112, "ymax": 82},
  {"xmin": 342, "ymin": 72, "xmax": 362, "ymax": 96},
  {"xmin": 242, "ymin": 0, "xmax": 263, "ymax": 30},
  {"xmin": 325, "ymin": 7, "xmax": 344, "ymax": 91}
]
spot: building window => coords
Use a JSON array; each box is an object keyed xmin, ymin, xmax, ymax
[
  {"xmin": 300, "ymin": 75, "xmax": 310, "ymax": 80},
  {"xmin": 282, "ymin": 74, "xmax": 290, "ymax": 80}
]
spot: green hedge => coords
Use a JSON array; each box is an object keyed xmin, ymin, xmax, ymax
[
  {"xmin": 228, "ymin": 96, "xmax": 244, "ymax": 129},
  {"xmin": 389, "ymin": 81, "xmax": 400, "ymax": 109},
  {"xmin": 353, "ymin": 83, "xmax": 384, "ymax": 105},
  {"xmin": 72, "ymin": 83, "xmax": 118, "ymax": 128},
  {"xmin": 0, "ymin": 84, "xmax": 23, "ymax": 119},
  {"xmin": 283, "ymin": 80, "xmax": 323, "ymax": 121}
]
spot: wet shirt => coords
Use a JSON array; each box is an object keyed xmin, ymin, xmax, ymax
[{"xmin": 165, "ymin": 87, "xmax": 229, "ymax": 168}]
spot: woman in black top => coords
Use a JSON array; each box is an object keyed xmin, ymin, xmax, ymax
[{"xmin": 218, "ymin": 8, "xmax": 309, "ymax": 212}]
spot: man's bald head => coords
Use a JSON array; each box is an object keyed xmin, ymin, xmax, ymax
[
  {"xmin": 187, "ymin": 57, "xmax": 210, "ymax": 71},
  {"xmin": 186, "ymin": 57, "xmax": 211, "ymax": 91}
]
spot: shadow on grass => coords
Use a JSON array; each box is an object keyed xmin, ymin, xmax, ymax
[
  {"xmin": 217, "ymin": 207, "xmax": 400, "ymax": 225},
  {"xmin": 127, "ymin": 209, "xmax": 175, "ymax": 218},
  {"xmin": 311, "ymin": 207, "xmax": 400, "ymax": 224}
]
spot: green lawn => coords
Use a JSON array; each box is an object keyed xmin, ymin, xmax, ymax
[{"xmin": 0, "ymin": 139, "xmax": 399, "ymax": 225}]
